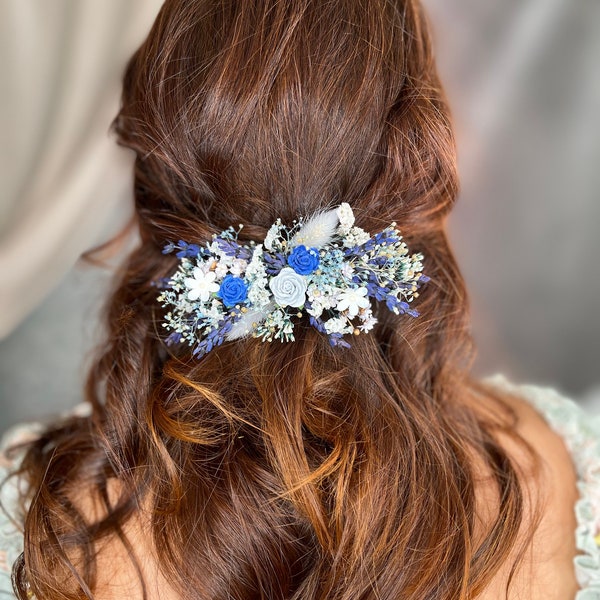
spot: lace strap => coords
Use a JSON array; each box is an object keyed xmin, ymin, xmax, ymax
[{"xmin": 484, "ymin": 374, "xmax": 600, "ymax": 598}]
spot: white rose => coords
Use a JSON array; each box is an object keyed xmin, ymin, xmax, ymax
[{"xmin": 269, "ymin": 267, "xmax": 307, "ymax": 307}]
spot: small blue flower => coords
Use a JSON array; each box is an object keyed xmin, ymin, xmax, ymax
[
  {"xmin": 263, "ymin": 251, "xmax": 287, "ymax": 275},
  {"xmin": 217, "ymin": 274, "xmax": 248, "ymax": 307},
  {"xmin": 308, "ymin": 314, "xmax": 327, "ymax": 334},
  {"xmin": 165, "ymin": 332, "xmax": 183, "ymax": 346},
  {"xmin": 287, "ymin": 245, "xmax": 320, "ymax": 275},
  {"xmin": 214, "ymin": 237, "xmax": 241, "ymax": 258},
  {"xmin": 328, "ymin": 332, "xmax": 351, "ymax": 348}
]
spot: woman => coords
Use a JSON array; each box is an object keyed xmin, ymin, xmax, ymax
[{"xmin": 1, "ymin": 1, "xmax": 598, "ymax": 598}]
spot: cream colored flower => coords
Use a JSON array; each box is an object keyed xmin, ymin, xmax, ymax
[
  {"xmin": 336, "ymin": 287, "xmax": 370, "ymax": 317},
  {"xmin": 336, "ymin": 202, "xmax": 355, "ymax": 234},
  {"xmin": 184, "ymin": 267, "xmax": 220, "ymax": 302}
]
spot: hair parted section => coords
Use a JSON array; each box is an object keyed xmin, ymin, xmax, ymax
[{"xmin": 9, "ymin": 1, "xmax": 538, "ymax": 599}]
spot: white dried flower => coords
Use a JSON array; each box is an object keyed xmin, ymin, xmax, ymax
[
  {"xmin": 336, "ymin": 287, "xmax": 370, "ymax": 317},
  {"xmin": 358, "ymin": 309, "xmax": 377, "ymax": 333},
  {"xmin": 230, "ymin": 258, "xmax": 248, "ymax": 276},
  {"xmin": 184, "ymin": 268, "xmax": 220, "ymax": 302},
  {"xmin": 246, "ymin": 245, "xmax": 270, "ymax": 308},
  {"xmin": 340, "ymin": 262, "xmax": 355, "ymax": 280},
  {"xmin": 336, "ymin": 202, "xmax": 355, "ymax": 234},
  {"xmin": 214, "ymin": 261, "xmax": 229, "ymax": 278},
  {"xmin": 264, "ymin": 221, "xmax": 282, "ymax": 251},
  {"xmin": 290, "ymin": 209, "xmax": 339, "ymax": 248},
  {"xmin": 324, "ymin": 316, "xmax": 350, "ymax": 335},
  {"xmin": 342, "ymin": 226, "xmax": 371, "ymax": 248}
]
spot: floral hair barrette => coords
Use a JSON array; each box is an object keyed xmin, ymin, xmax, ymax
[{"xmin": 157, "ymin": 203, "xmax": 428, "ymax": 358}]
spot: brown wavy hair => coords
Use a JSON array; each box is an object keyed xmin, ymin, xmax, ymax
[{"xmin": 10, "ymin": 1, "xmax": 538, "ymax": 598}]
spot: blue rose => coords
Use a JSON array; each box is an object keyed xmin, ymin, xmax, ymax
[
  {"xmin": 287, "ymin": 245, "xmax": 320, "ymax": 275},
  {"xmin": 217, "ymin": 274, "xmax": 248, "ymax": 307}
]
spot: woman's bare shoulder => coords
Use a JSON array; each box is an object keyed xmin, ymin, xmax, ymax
[
  {"xmin": 70, "ymin": 479, "xmax": 180, "ymax": 600},
  {"xmin": 472, "ymin": 381, "xmax": 580, "ymax": 599}
]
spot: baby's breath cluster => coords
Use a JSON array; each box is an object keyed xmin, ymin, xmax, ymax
[{"xmin": 157, "ymin": 203, "xmax": 428, "ymax": 358}]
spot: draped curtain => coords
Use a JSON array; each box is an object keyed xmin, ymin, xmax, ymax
[{"xmin": 0, "ymin": 0, "xmax": 164, "ymax": 339}]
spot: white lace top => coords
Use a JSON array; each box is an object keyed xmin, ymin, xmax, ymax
[{"xmin": 1, "ymin": 375, "xmax": 599, "ymax": 598}]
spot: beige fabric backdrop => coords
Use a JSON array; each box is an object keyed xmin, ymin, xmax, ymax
[
  {"xmin": 0, "ymin": 0, "xmax": 163, "ymax": 339},
  {"xmin": 1, "ymin": 1, "xmax": 599, "ymax": 430}
]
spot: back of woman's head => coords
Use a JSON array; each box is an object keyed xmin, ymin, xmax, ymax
[{"xmin": 13, "ymin": 1, "xmax": 531, "ymax": 599}]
